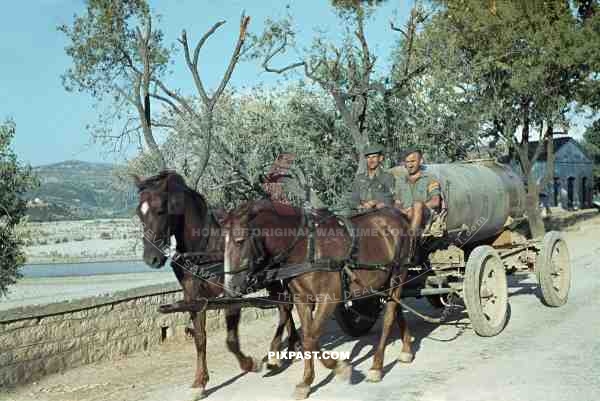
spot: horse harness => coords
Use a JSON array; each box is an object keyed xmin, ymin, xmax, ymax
[{"xmin": 247, "ymin": 208, "xmax": 397, "ymax": 300}]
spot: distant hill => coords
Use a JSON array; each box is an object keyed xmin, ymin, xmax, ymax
[{"xmin": 25, "ymin": 160, "xmax": 136, "ymax": 221}]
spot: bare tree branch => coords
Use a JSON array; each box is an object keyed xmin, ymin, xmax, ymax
[
  {"xmin": 390, "ymin": 20, "xmax": 408, "ymax": 38},
  {"xmin": 211, "ymin": 14, "xmax": 250, "ymax": 109},
  {"xmin": 149, "ymin": 93, "xmax": 182, "ymax": 115},
  {"xmin": 179, "ymin": 24, "xmax": 224, "ymax": 106}
]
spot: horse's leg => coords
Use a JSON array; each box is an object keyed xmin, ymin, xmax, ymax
[
  {"xmin": 285, "ymin": 302, "xmax": 302, "ymax": 353},
  {"xmin": 367, "ymin": 291, "xmax": 399, "ymax": 383},
  {"xmin": 294, "ymin": 300, "xmax": 347, "ymax": 400},
  {"xmin": 225, "ymin": 305, "xmax": 262, "ymax": 373},
  {"xmin": 293, "ymin": 302, "xmax": 316, "ymax": 400},
  {"xmin": 396, "ymin": 306, "xmax": 415, "ymax": 363},
  {"xmin": 189, "ymin": 310, "xmax": 209, "ymax": 400},
  {"xmin": 314, "ymin": 302, "xmax": 351, "ymax": 381},
  {"xmin": 267, "ymin": 302, "xmax": 301, "ymax": 369},
  {"xmin": 395, "ymin": 272, "xmax": 414, "ymax": 363}
]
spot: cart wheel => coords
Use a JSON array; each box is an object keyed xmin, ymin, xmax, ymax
[
  {"xmin": 463, "ymin": 245, "xmax": 508, "ymax": 337},
  {"xmin": 537, "ymin": 231, "xmax": 571, "ymax": 307},
  {"xmin": 335, "ymin": 296, "xmax": 383, "ymax": 337}
]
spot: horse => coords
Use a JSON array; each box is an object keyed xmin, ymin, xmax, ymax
[
  {"xmin": 222, "ymin": 199, "xmax": 415, "ymax": 399},
  {"xmin": 133, "ymin": 171, "xmax": 300, "ymax": 400}
]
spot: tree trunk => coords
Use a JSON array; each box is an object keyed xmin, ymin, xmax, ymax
[{"xmin": 526, "ymin": 172, "xmax": 545, "ymax": 238}]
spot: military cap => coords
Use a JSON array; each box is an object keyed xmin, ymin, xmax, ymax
[{"xmin": 363, "ymin": 144, "xmax": 385, "ymax": 157}]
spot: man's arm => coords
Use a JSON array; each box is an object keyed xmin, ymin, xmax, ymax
[
  {"xmin": 426, "ymin": 180, "xmax": 442, "ymax": 210},
  {"xmin": 350, "ymin": 178, "xmax": 362, "ymax": 209},
  {"xmin": 381, "ymin": 174, "xmax": 394, "ymax": 207}
]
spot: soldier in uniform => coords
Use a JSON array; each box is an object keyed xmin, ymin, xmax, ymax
[
  {"xmin": 349, "ymin": 144, "xmax": 394, "ymax": 210},
  {"xmin": 394, "ymin": 148, "xmax": 441, "ymax": 233}
]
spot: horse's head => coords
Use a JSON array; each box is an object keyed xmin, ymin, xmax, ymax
[
  {"xmin": 223, "ymin": 200, "xmax": 277, "ymax": 295},
  {"xmin": 223, "ymin": 203, "xmax": 253, "ymax": 295},
  {"xmin": 133, "ymin": 171, "xmax": 186, "ymax": 269}
]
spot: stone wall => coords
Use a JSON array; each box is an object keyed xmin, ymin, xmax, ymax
[{"xmin": 0, "ymin": 285, "xmax": 275, "ymax": 388}]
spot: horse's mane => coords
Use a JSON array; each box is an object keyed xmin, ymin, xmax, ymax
[{"xmin": 137, "ymin": 170, "xmax": 209, "ymax": 212}]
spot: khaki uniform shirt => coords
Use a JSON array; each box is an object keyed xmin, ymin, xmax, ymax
[
  {"xmin": 394, "ymin": 171, "xmax": 441, "ymax": 208},
  {"xmin": 350, "ymin": 168, "xmax": 394, "ymax": 208}
]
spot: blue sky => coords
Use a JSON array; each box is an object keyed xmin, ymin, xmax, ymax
[{"xmin": 1, "ymin": 0, "xmax": 411, "ymax": 166}]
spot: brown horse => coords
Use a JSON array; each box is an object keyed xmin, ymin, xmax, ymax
[
  {"xmin": 133, "ymin": 171, "xmax": 300, "ymax": 400},
  {"xmin": 223, "ymin": 199, "xmax": 415, "ymax": 399}
]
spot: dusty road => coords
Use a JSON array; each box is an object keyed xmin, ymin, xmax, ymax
[{"xmin": 4, "ymin": 215, "xmax": 600, "ymax": 401}]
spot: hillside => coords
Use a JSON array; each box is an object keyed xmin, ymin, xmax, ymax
[{"xmin": 26, "ymin": 160, "xmax": 136, "ymax": 221}]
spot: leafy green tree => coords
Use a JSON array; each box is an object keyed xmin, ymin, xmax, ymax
[
  {"xmin": 414, "ymin": 0, "xmax": 600, "ymax": 237},
  {"xmin": 61, "ymin": 0, "xmax": 253, "ymax": 186},
  {"xmin": 126, "ymin": 84, "xmax": 355, "ymax": 209},
  {"xmin": 60, "ymin": 0, "xmax": 170, "ymax": 169},
  {"xmin": 251, "ymin": 2, "xmax": 428, "ymax": 170},
  {"xmin": 582, "ymin": 119, "xmax": 600, "ymax": 190},
  {"xmin": 0, "ymin": 120, "xmax": 37, "ymax": 296}
]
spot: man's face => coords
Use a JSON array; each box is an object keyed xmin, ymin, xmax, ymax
[
  {"xmin": 366, "ymin": 153, "xmax": 383, "ymax": 170},
  {"xmin": 404, "ymin": 152, "xmax": 422, "ymax": 175}
]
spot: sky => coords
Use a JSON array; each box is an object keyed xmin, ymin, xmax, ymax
[
  {"xmin": 0, "ymin": 0, "xmax": 411, "ymax": 167},
  {"xmin": 0, "ymin": 1, "xmax": 596, "ymax": 167}
]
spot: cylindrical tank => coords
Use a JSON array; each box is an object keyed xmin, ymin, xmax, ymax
[{"xmin": 390, "ymin": 160, "xmax": 526, "ymax": 243}]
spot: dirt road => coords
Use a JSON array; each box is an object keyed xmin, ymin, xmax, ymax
[{"xmin": 4, "ymin": 216, "xmax": 600, "ymax": 401}]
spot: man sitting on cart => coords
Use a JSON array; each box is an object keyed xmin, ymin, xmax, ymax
[
  {"xmin": 349, "ymin": 144, "xmax": 395, "ymax": 210},
  {"xmin": 394, "ymin": 148, "xmax": 442, "ymax": 236}
]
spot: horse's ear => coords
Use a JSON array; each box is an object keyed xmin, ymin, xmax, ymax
[{"xmin": 132, "ymin": 174, "xmax": 143, "ymax": 189}]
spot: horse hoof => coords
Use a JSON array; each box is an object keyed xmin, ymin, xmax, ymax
[
  {"xmin": 366, "ymin": 369, "xmax": 382, "ymax": 383},
  {"xmin": 189, "ymin": 387, "xmax": 207, "ymax": 401},
  {"xmin": 266, "ymin": 355, "xmax": 282, "ymax": 370},
  {"xmin": 334, "ymin": 359, "xmax": 352, "ymax": 382},
  {"xmin": 293, "ymin": 384, "xmax": 310, "ymax": 400},
  {"xmin": 398, "ymin": 352, "xmax": 414, "ymax": 363},
  {"xmin": 250, "ymin": 357, "xmax": 263, "ymax": 373}
]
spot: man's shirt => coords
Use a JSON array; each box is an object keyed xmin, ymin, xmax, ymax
[
  {"xmin": 394, "ymin": 170, "xmax": 441, "ymax": 208},
  {"xmin": 350, "ymin": 167, "xmax": 394, "ymax": 208}
]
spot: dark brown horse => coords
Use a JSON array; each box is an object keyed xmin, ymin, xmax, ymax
[
  {"xmin": 223, "ymin": 199, "xmax": 415, "ymax": 399},
  {"xmin": 133, "ymin": 171, "xmax": 300, "ymax": 400}
]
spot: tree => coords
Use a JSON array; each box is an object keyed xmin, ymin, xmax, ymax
[
  {"xmin": 582, "ymin": 119, "xmax": 600, "ymax": 190},
  {"xmin": 251, "ymin": 2, "xmax": 428, "ymax": 170},
  {"xmin": 60, "ymin": 0, "xmax": 170, "ymax": 169},
  {"xmin": 61, "ymin": 0, "xmax": 253, "ymax": 187},
  {"xmin": 416, "ymin": 0, "xmax": 600, "ymax": 237},
  {"xmin": 0, "ymin": 120, "xmax": 37, "ymax": 296},
  {"xmin": 126, "ymin": 84, "xmax": 355, "ymax": 209}
]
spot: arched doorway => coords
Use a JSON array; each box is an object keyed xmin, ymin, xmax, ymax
[
  {"xmin": 567, "ymin": 177, "xmax": 575, "ymax": 209},
  {"xmin": 582, "ymin": 177, "xmax": 588, "ymax": 208}
]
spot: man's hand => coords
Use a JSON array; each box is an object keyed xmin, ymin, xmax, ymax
[
  {"xmin": 375, "ymin": 202, "xmax": 386, "ymax": 209},
  {"xmin": 360, "ymin": 200, "xmax": 376, "ymax": 209}
]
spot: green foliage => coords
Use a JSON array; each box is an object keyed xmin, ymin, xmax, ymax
[
  {"xmin": 582, "ymin": 119, "xmax": 600, "ymax": 185},
  {"xmin": 127, "ymin": 85, "xmax": 358, "ymax": 209},
  {"xmin": 331, "ymin": 0, "xmax": 387, "ymax": 9},
  {"xmin": 59, "ymin": 0, "xmax": 171, "ymax": 167},
  {"xmin": 59, "ymin": 0, "xmax": 168, "ymax": 99},
  {"xmin": 0, "ymin": 120, "xmax": 38, "ymax": 296},
  {"xmin": 414, "ymin": 0, "xmax": 600, "ymax": 155}
]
